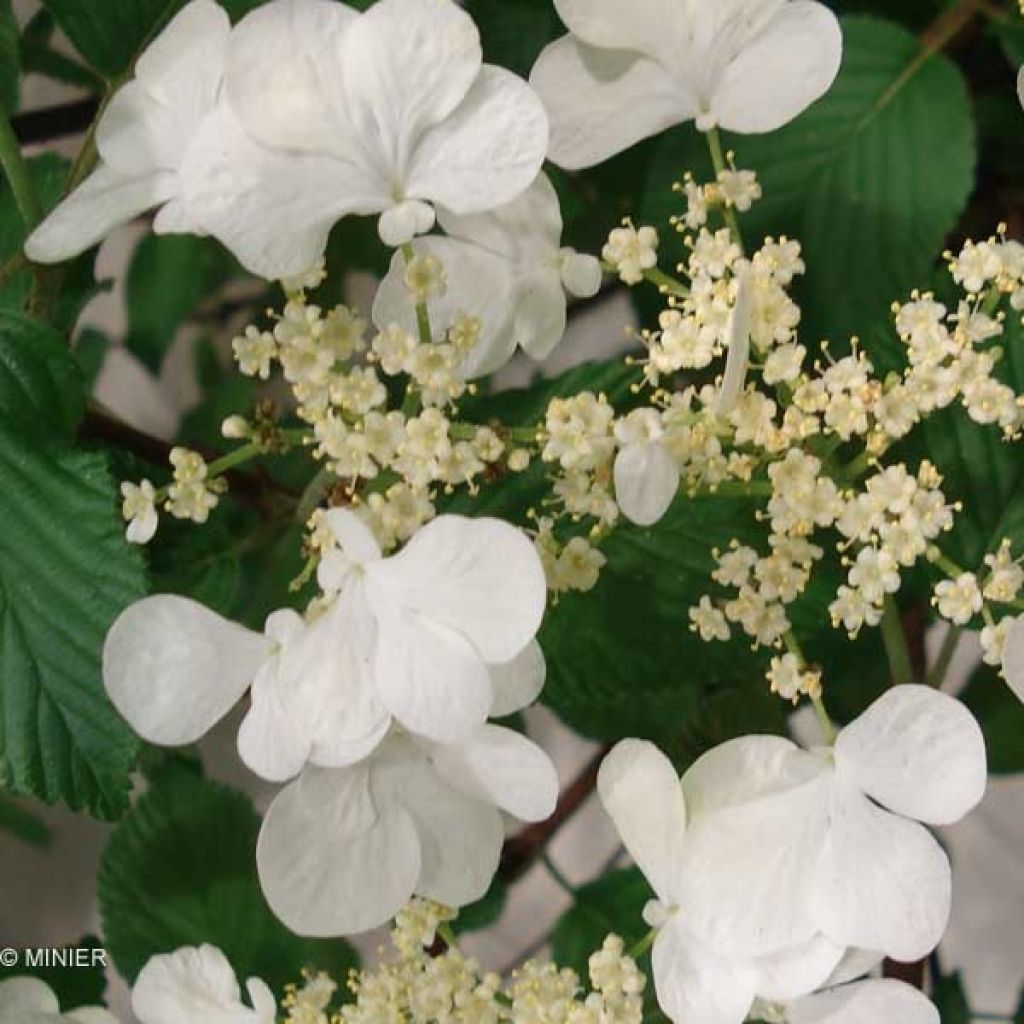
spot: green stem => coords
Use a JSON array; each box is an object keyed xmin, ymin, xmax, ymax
[
  {"xmin": 811, "ymin": 695, "xmax": 838, "ymax": 745},
  {"xmin": 927, "ymin": 625, "xmax": 962, "ymax": 689},
  {"xmin": 880, "ymin": 597, "xmax": 914, "ymax": 685},
  {"xmin": 541, "ymin": 852, "xmax": 575, "ymax": 896},
  {"xmin": 703, "ymin": 126, "xmax": 744, "ymax": 251},
  {"xmin": 599, "ymin": 260, "xmax": 689, "ymax": 297},
  {"xmin": 626, "ymin": 926, "xmax": 659, "ymax": 961},
  {"xmin": 437, "ymin": 922, "xmax": 461, "ymax": 954},
  {"xmin": 0, "ymin": 114, "xmax": 42, "ymax": 230},
  {"xmin": 400, "ymin": 242, "xmax": 434, "ymax": 346}
]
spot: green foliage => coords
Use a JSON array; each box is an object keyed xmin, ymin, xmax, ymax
[
  {"xmin": 0, "ymin": 792, "xmax": 52, "ymax": 847},
  {"xmin": 932, "ymin": 970, "xmax": 971, "ymax": 1024},
  {"xmin": 464, "ymin": 0, "xmax": 561, "ymax": 78},
  {"xmin": 0, "ymin": 434, "xmax": 146, "ymax": 819},
  {"xmin": 961, "ymin": 663, "xmax": 1024, "ymax": 775},
  {"xmin": 99, "ymin": 768, "xmax": 359, "ymax": 994},
  {"xmin": 453, "ymin": 877, "xmax": 508, "ymax": 935},
  {"xmin": 0, "ymin": 936, "xmax": 107, "ymax": 1008},
  {"xmin": 124, "ymin": 234, "xmax": 241, "ymax": 373},
  {"xmin": 0, "ymin": 0, "xmax": 18, "ymax": 114},
  {"xmin": 643, "ymin": 16, "xmax": 976, "ymax": 351}
]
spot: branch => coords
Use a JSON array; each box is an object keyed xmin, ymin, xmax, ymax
[
  {"xmin": 11, "ymin": 98, "xmax": 100, "ymax": 147},
  {"xmin": 499, "ymin": 745, "xmax": 609, "ymax": 883}
]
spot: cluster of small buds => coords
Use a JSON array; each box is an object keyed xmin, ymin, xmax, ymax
[
  {"xmin": 282, "ymin": 970, "xmax": 339, "ymax": 1024},
  {"xmin": 767, "ymin": 653, "xmax": 823, "ymax": 704},
  {"xmin": 602, "ymin": 221, "xmax": 659, "ymax": 286},
  {"xmin": 339, "ymin": 901, "xmax": 643, "ymax": 1024},
  {"xmin": 672, "ymin": 163, "xmax": 762, "ymax": 232},
  {"xmin": 535, "ymin": 519, "xmax": 608, "ymax": 595},
  {"xmin": 165, "ymin": 446, "xmax": 222, "ymax": 524}
]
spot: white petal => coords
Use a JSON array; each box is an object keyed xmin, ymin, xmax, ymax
[
  {"xmin": 24, "ymin": 164, "xmax": 177, "ymax": 263},
  {"xmin": 225, "ymin": 0, "xmax": 357, "ymax": 155},
  {"xmin": 97, "ymin": 0, "xmax": 230, "ymax": 176},
  {"xmin": 132, "ymin": 945, "xmax": 250, "ymax": 1024},
  {"xmin": 243, "ymin": 980, "xmax": 275, "ymax": 1024},
  {"xmin": 489, "ymin": 639, "xmax": 546, "ymax": 717},
  {"xmin": 597, "ymin": 739, "xmax": 687, "ymax": 903},
  {"xmin": 341, "ymin": 0, "xmax": 481, "ymax": 170},
  {"xmin": 430, "ymin": 724, "xmax": 559, "ymax": 822},
  {"xmin": 714, "ymin": 268, "xmax": 753, "ymax": 416},
  {"xmin": 530, "ymin": 37, "xmax": 691, "ymax": 170},
  {"xmin": 808, "ymin": 783, "xmax": 951, "ymax": 962},
  {"xmin": 552, "ymin": 0, "xmax": 690, "ymax": 66},
  {"xmin": 822, "ymin": 948, "xmax": 885, "ymax": 988},
  {"xmin": 377, "ymin": 200, "xmax": 436, "ymax": 248},
  {"xmin": 614, "ymin": 441, "xmax": 680, "ymax": 527},
  {"xmin": 371, "ymin": 236, "xmax": 518, "ymax": 377},
  {"xmin": 257, "ymin": 763, "xmax": 421, "ymax": 936},
  {"xmin": 1000, "ymin": 613, "xmax": 1024, "ymax": 702},
  {"xmin": 367, "ymin": 514, "xmax": 546, "ymax": 662},
  {"xmin": 373, "ymin": 738, "xmax": 504, "ymax": 909},
  {"xmin": 560, "ymin": 250, "xmax": 603, "ymax": 297},
  {"xmin": 834, "ymin": 684, "xmax": 987, "ymax": 826},
  {"xmin": 0, "ymin": 978, "xmax": 59, "ymax": 1017},
  {"xmin": 371, "ymin": 607, "xmax": 493, "ymax": 742},
  {"xmin": 125, "ymin": 504, "xmax": 159, "ymax": 545},
  {"xmin": 103, "ymin": 595, "xmax": 272, "ymax": 747},
  {"xmin": 677, "ymin": 739, "xmax": 831, "ymax": 956},
  {"xmin": 325, "ymin": 508, "xmax": 383, "ymax": 564},
  {"xmin": 178, "ymin": 102, "xmax": 385, "ymax": 280},
  {"xmin": 751, "ymin": 934, "xmax": 845, "ymax": 1002},
  {"xmin": 709, "ymin": 2, "xmax": 843, "ymax": 134},
  {"xmin": 514, "ymin": 270, "xmax": 568, "ymax": 361},
  {"xmin": 65, "ymin": 1010, "xmax": 122, "ymax": 1024},
  {"xmin": 787, "ymin": 979, "xmax": 939, "ymax": 1024},
  {"xmin": 407, "ymin": 65, "xmax": 549, "ymax": 214},
  {"xmin": 651, "ymin": 918, "xmax": 757, "ymax": 1024}
]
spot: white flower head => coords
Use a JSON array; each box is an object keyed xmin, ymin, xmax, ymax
[
  {"xmin": 103, "ymin": 513, "xmax": 547, "ymax": 782},
  {"xmin": 0, "ymin": 977, "xmax": 120, "ymax": 1024},
  {"xmin": 177, "ymin": 0, "xmax": 549, "ymax": 277},
  {"xmin": 25, "ymin": 0, "xmax": 229, "ymax": 262},
  {"xmin": 256, "ymin": 726, "xmax": 558, "ymax": 935},
  {"xmin": 132, "ymin": 945, "xmax": 275, "ymax": 1024},
  {"xmin": 672, "ymin": 686, "xmax": 986, "ymax": 968},
  {"xmin": 598, "ymin": 741, "xmax": 846, "ymax": 1024},
  {"xmin": 373, "ymin": 174, "xmax": 600, "ymax": 377},
  {"xmin": 530, "ymin": 0, "xmax": 843, "ymax": 170}
]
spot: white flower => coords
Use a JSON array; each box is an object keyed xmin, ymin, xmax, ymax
[
  {"xmin": 256, "ymin": 725, "xmax": 558, "ymax": 935},
  {"xmin": 177, "ymin": 0, "xmax": 549, "ymax": 277},
  {"xmin": 754, "ymin": 978, "xmax": 938, "ymax": 1024},
  {"xmin": 529, "ymin": 0, "xmax": 843, "ymax": 169},
  {"xmin": 598, "ymin": 741, "xmax": 846, "ymax": 1024},
  {"xmin": 1000, "ymin": 614, "xmax": 1024, "ymax": 703},
  {"xmin": 613, "ymin": 412, "xmax": 679, "ymax": 528},
  {"xmin": 121, "ymin": 479, "xmax": 158, "ymax": 545},
  {"xmin": 373, "ymin": 175, "xmax": 600, "ymax": 376},
  {"xmin": 0, "ymin": 977, "xmax": 119, "ymax": 1024},
  {"xmin": 673, "ymin": 686, "xmax": 986, "ymax": 967},
  {"xmin": 25, "ymin": 0, "xmax": 229, "ymax": 262},
  {"xmin": 103, "ymin": 512, "xmax": 548, "ymax": 780},
  {"xmin": 602, "ymin": 223, "xmax": 658, "ymax": 285},
  {"xmin": 132, "ymin": 945, "xmax": 275, "ymax": 1024}
]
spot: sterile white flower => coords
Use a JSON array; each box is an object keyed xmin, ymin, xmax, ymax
[
  {"xmin": 103, "ymin": 511, "xmax": 547, "ymax": 780},
  {"xmin": 613, "ymin": 409, "xmax": 679, "ymax": 528},
  {"xmin": 177, "ymin": 0, "xmax": 549, "ymax": 277},
  {"xmin": 0, "ymin": 977, "xmax": 120, "ymax": 1024},
  {"xmin": 257, "ymin": 725, "xmax": 558, "ymax": 935},
  {"xmin": 598, "ymin": 740, "xmax": 846, "ymax": 1024},
  {"xmin": 674, "ymin": 685, "xmax": 986, "ymax": 966},
  {"xmin": 25, "ymin": 0, "xmax": 229, "ymax": 262},
  {"xmin": 753, "ymin": 978, "xmax": 938, "ymax": 1024},
  {"xmin": 120, "ymin": 479, "xmax": 159, "ymax": 545},
  {"xmin": 132, "ymin": 945, "xmax": 275, "ymax": 1024},
  {"xmin": 373, "ymin": 174, "xmax": 601, "ymax": 376},
  {"xmin": 530, "ymin": 0, "xmax": 843, "ymax": 169}
]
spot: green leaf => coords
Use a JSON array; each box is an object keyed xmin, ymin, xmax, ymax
[
  {"xmin": 643, "ymin": 16, "xmax": 976, "ymax": 349},
  {"xmin": 39, "ymin": 0, "xmax": 186, "ymax": 78},
  {"xmin": 464, "ymin": 0, "xmax": 561, "ymax": 78},
  {"xmin": 453, "ymin": 877, "xmax": 508, "ymax": 935},
  {"xmin": 0, "ymin": 792, "xmax": 52, "ymax": 847},
  {"xmin": 0, "ymin": 0, "xmax": 19, "ymax": 114},
  {"xmin": 550, "ymin": 867, "xmax": 651, "ymax": 979},
  {"xmin": 0, "ymin": 936, "xmax": 107, "ymax": 1008},
  {"xmin": 960, "ymin": 662, "xmax": 1024, "ymax": 775},
  {"xmin": 99, "ymin": 769, "xmax": 358, "ymax": 994},
  {"xmin": 0, "ymin": 432, "xmax": 146, "ymax": 818},
  {"xmin": 932, "ymin": 970, "xmax": 971, "ymax": 1024},
  {"xmin": 124, "ymin": 234, "xmax": 240, "ymax": 373},
  {"xmin": 0, "ymin": 310, "xmax": 85, "ymax": 441}
]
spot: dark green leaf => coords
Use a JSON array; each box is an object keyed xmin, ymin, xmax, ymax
[
  {"xmin": 960, "ymin": 662, "xmax": 1024, "ymax": 775},
  {"xmin": 550, "ymin": 867, "xmax": 651, "ymax": 979},
  {"xmin": 99, "ymin": 769, "xmax": 359, "ymax": 994},
  {"xmin": 124, "ymin": 234, "xmax": 240, "ymax": 372},
  {"xmin": 39, "ymin": 0, "xmax": 186, "ymax": 78},
  {"xmin": 453, "ymin": 877, "xmax": 507, "ymax": 935},
  {"xmin": 932, "ymin": 970, "xmax": 971, "ymax": 1024},
  {"xmin": 0, "ymin": 310, "xmax": 85, "ymax": 441},
  {"xmin": 464, "ymin": 0, "xmax": 561, "ymax": 78},
  {"xmin": 0, "ymin": 937, "xmax": 107, "ymax": 1008},
  {"xmin": 0, "ymin": 792, "xmax": 52, "ymax": 847},
  {"xmin": 0, "ymin": 0, "xmax": 19, "ymax": 113},
  {"xmin": 643, "ymin": 16, "xmax": 976, "ymax": 350},
  {"xmin": 0, "ymin": 432, "xmax": 145, "ymax": 818}
]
